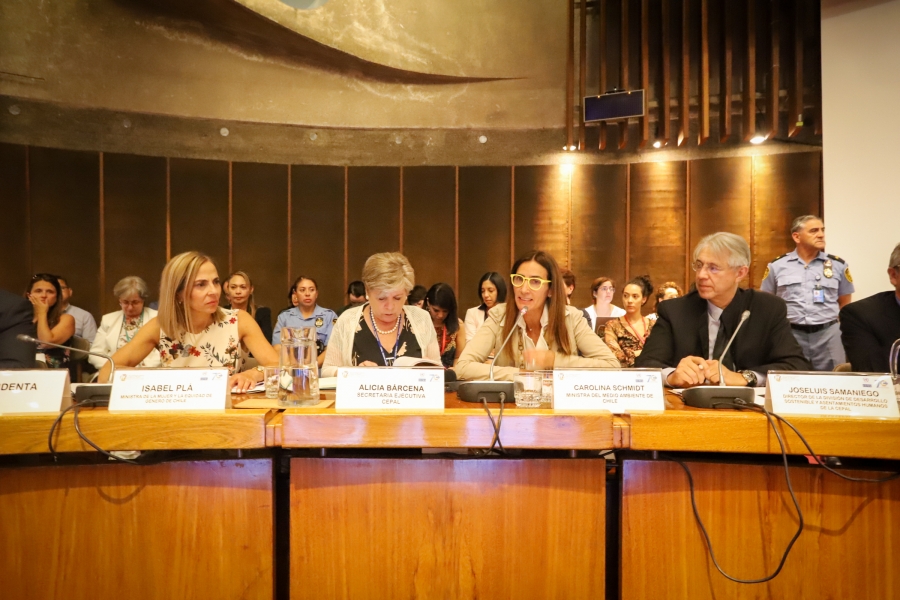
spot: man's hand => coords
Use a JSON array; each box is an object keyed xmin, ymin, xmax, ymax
[
  {"xmin": 704, "ymin": 361, "xmax": 750, "ymax": 386},
  {"xmin": 666, "ymin": 356, "xmax": 710, "ymax": 388}
]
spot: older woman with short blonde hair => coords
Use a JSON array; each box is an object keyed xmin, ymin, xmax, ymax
[
  {"xmin": 322, "ymin": 252, "xmax": 440, "ymax": 376},
  {"xmin": 88, "ymin": 276, "xmax": 161, "ymax": 370}
]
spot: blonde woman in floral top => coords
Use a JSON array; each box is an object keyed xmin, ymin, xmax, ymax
[
  {"xmin": 98, "ymin": 252, "xmax": 278, "ymax": 392},
  {"xmin": 605, "ymin": 275, "xmax": 655, "ymax": 368}
]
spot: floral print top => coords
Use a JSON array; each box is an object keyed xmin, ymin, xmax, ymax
[
  {"xmin": 604, "ymin": 316, "xmax": 655, "ymax": 368},
  {"xmin": 158, "ymin": 309, "xmax": 243, "ymax": 375}
]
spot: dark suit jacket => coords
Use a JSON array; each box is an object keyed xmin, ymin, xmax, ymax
[
  {"xmin": 0, "ymin": 289, "xmax": 36, "ymax": 368},
  {"xmin": 635, "ymin": 289, "xmax": 811, "ymax": 374},
  {"xmin": 839, "ymin": 291, "xmax": 900, "ymax": 373}
]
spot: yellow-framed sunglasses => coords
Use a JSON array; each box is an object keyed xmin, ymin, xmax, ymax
[{"xmin": 510, "ymin": 273, "xmax": 552, "ymax": 291}]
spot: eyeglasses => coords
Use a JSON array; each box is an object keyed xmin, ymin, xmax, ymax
[
  {"xmin": 511, "ymin": 273, "xmax": 551, "ymax": 290},
  {"xmin": 597, "ymin": 286, "xmax": 615, "ymax": 293},
  {"xmin": 119, "ymin": 299, "xmax": 143, "ymax": 308},
  {"xmin": 691, "ymin": 260, "xmax": 729, "ymax": 275}
]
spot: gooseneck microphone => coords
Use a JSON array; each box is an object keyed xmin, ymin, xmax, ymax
[
  {"xmin": 18, "ymin": 335, "xmax": 116, "ymax": 403},
  {"xmin": 682, "ymin": 310, "xmax": 756, "ymax": 409},
  {"xmin": 17, "ymin": 333, "xmax": 117, "ymax": 380},
  {"xmin": 458, "ymin": 307, "xmax": 528, "ymax": 403}
]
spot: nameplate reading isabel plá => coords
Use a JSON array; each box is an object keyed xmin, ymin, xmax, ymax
[
  {"xmin": 0, "ymin": 370, "xmax": 71, "ymax": 415},
  {"xmin": 553, "ymin": 369, "xmax": 665, "ymax": 413},
  {"xmin": 766, "ymin": 372, "xmax": 899, "ymax": 419},
  {"xmin": 109, "ymin": 369, "xmax": 229, "ymax": 412},
  {"xmin": 335, "ymin": 367, "xmax": 445, "ymax": 411}
]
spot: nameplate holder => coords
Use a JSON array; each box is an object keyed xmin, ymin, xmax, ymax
[
  {"xmin": 0, "ymin": 370, "xmax": 71, "ymax": 415},
  {"xmin": 765, "ymin": 371, "xmax": 899, "ymax": 419},
  {"xmin": 335, "ymin": 367, "xmax": 445, "ymax": 412},
  {"xmin": 109, "ymin": 368, "xmax": 229, "ymax": 412},
  {"xmin": 553, "ymin": 368, "xmax": 665, "ymax": 413}
]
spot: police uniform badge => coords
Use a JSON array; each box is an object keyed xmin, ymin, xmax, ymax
[
  {"xmin": 762, "ymin": 266, "xmax": 770, "ymax": 280},
  {"xmin": 315, "ymin": 317, "xmax": 324, "ymax": 328},
  {"xmin": 845, "ymin": 267, "xmax": 853, "ymax": 283},
  {"xmin": 823, "ymin": 259, "xmax": 833, "ymax": 279}
]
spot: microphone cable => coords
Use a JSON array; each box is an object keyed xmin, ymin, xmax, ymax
[
  {"xmin": 481, "ymin": 396, "xmax": 506, "ymax": 454},
  {"xmin": 48, "ymin": 399, "xmax": 146, "ymax": 465}
]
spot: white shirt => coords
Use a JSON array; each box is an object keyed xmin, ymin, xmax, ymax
[
  {"xmin": 63, "ymin": 304, "xmax": 98, "ymax": 342},
  {"xmin": 516, "ymin": 305, "xmax": 550, "ymax": 350},
  {"xmin": 583, "ymin": 304, "xmax": 626, "ymax": 332}
]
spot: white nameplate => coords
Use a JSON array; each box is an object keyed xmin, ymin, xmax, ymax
[
  {"xmin": 335, "ymin": 367, "xmax": 445, "ymax": 411},
  {"xmin": 109, "ymin": 368, "xmax": 229, "ymax": 412},
  {"xmin": 0, "ymin": 370, "xmax": 71, "ymax": 415},
  {"xmin": 766, "ymin": 371, "xmax": 899, "ymax": 418},
  {"xmin": 553, "ymin": 368, "xmax": 665, "ymax": 413}
]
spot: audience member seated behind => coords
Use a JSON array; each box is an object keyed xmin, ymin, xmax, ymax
[
  {"xmin": 456, "ymin": 250, "xmax": 619, "ymax": 381},
  {"xmin": 277, "ymin": 282, "xmax": 300, "ymax": 316},
  {"xmin": 463, "ymin": 272, "xmax": 507, "ymax": 342},
  {"xmin": 336, "ymin": 280, "xmax": 366, "ymax": 316},
  {"xmin": 98, "ymin": 251, "xmax": 278, "ymax": 392},
  {"xmin": 605, "ymin": 275, "xmax": 655, "ymax": 368},
  {"xmin": 584, "ymin": 277, "xmax": 625, "ymax": 334},
  {"xmin": 89, "ymin": 276, "xmax": 161, "ymax": 370},
  {"xmin": 425, "ymin": 283, "xmax": 466, "ymax": 368},
  {"xmin": 273, "ymin": 276, "xmax": 336, "ymax": 368},
  {"xmin": 561, "ymin": 268, "xmax": 592, "ymax": 325},
  {"xmin": 26, "ymin": 274, "xmax": 75, "ymax": 369},
  {"xmin": 647, "ymin": 281, "xmax": 684, "ymax": 321},
  {"xmin": 57, "ymin": 275, "xmax": 98, "ymax": 343},
  {"xmin": 839, "ymin": 242, "xmax": 900, "ymax": 373},
  {"xmin": 635, "ymin": 232, "xmax": 810, "ymax": 387},
  {"xmin": 323, "ymin": 253, "xmax": 439, "ymax": 377},
  {"xmin": 407, "ymin": 285, "xmax": 427, "ymax": 308},
  {"xmin": 224, "ymin": 271, "xmax": 273, "ymax": 343},
  {"xmin": 0, "ymin": 288, "xmax": 36, "ymax": 368}
]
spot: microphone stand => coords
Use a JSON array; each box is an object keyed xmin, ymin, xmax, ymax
[
  {"xmin": 682, "ymin": 311, "xmax": 757, "ymax": 409},
  {"xmin": 457, "ymin": 307, "xmax": 528, "ymax": 403},
  {"xmin": 17, "ymin": 334, "xmax": 115, "ymax": 403}
]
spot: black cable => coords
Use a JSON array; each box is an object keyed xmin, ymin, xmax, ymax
[
  {"xmin": 663, "ymin": 400, "xmax": 804, "ymax": 584},
  {"xmin": 481, "ymin": 396, "xmax": 506, "ymax": 454},
  {"xmin": 71, "ymin": 401, "xmax": 143, "ymax": 465},
  {"xmin": 48, "ymin": 399, "xmax": 108, "ymax": 461}
]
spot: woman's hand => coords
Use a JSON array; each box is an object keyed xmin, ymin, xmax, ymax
[
  {"xmin": 29, "ymin": 294, "xmax": 51, "ymax": 318},
  {"xmin": 229, "ymin": 371, "xmax": 259, "ymax": 394}
]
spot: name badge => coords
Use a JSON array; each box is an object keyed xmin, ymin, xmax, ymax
[
  {"xmin": 766, "ymin": 371, "xmax": 899, "ymax": 418},
  {"xmin": 0, "ymin": 370, "xmax": 71, "ymax": 415},
  {"xmin": 336, "ymin": 367, "xmax": 444, "ymax": 411},
  {"xmin": 109, "ymin": 369, "xmax": 229, "ymax": 412},
  {"xmin": 553, "ymin": 369, "xmax": 665, "ymax": 413}
]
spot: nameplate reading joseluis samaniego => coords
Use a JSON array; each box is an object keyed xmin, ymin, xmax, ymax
[{"xmin": 766, "ymin": 371, "xmax": 899, "ymax": 418}]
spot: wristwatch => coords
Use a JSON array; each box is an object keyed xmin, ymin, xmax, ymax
[{"xmin": 740, "ymin": 370, "xmax": 757, "ymax": 387}]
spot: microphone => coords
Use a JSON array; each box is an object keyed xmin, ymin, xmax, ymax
[
  {"xmin": 458, "ymin": 307, "xmax": 528, "ymax": 403},
  {"xmin": 682, "ymin": 310, "xmax": 757, "ymax": 409},
  {"xmin": 17, "ymin": 334, "xmax": 115, "ymax": 403}
]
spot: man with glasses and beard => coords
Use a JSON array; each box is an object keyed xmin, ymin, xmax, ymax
[{"xmin": 636, "ymin": 232, "xmax": 810, "ymax": 388}]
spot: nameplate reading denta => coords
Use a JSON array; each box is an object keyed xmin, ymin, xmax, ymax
[
  {"xmin": 0, "ymin": 370, "xmax": 71, "ymax": 415},
  {"xmin": 336, "ymin": 367, "xmax": 445, "ymax": 411},
  {"xmin": 766, "ymin": 371, "xmax": 899, "ymax": 418},
  {"xmin": 109, "ymin": 369, "xmax": 229, "ymax": 412},
  {"xmin": 553, "ymin": 369, "xmax": 665, "ymax": 413}
]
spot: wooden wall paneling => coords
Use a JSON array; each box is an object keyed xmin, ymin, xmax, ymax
[
  {"xmin": 598, "ymin": 0, "xmax": 608, "ymax": 150},
  {"xmin": 29, "ymin": 147, "xmax": 101, "ymax": 320},
  {"xmin": 102, "ymin": 154, "xmax": 167, "ymax": 311},
  {"xmin": 346, "ymin": 167, "xmax": 400, "ymax": 291},
  {"xmin": 0, "ymin": 143, "xmax": 29, "ymax": 291},
  {"xmin": 660, "ymin": 0, "xmax": 671, "ymax": 144},
  {"xmin": 618, "ymin": 0, "xmax": 629, "ymax": 149},
  {"xmin": 742, "ymin": 0, "xmax": 757, "ymax": 140},
  {"xmin": 788, "ymin": 0, "xmax": 804, "ymax": 137},
  {"xmin": 699, "ymin": 0, "xmax": 710, "ymax": 144},
  {"xmin": 767, "ymin": 0, "xmax": 781, "ymax": 139},
  {"xmin": 458, "ymin": 167, "xmax": 511, "ymax": 308},
  {"xmin": 290, "ymin": 166, "xmax": 346, "ymax": 311},
  {"xmin": 514, "ymin": 166, "xmax": 571, "ymax": 267},
  {"xmin": 570, "ymin": 165, "xmax": 628, "ymax": 308},
  {"xmin": 628, "ymin": 161, "xmax": 687, "ymax": 290},
  {"xmin": 0, "ymin": 460, "xmax": 274, "ymax": 600},
  {"xmin": 291, "ymin": 458, "xmax": 606, "ymax": 600},
  {"xmin": 566, "ymin": 0, "xmax": 575, "ymax": 150},
  {"xmin": 169, "ymin": 158, "xmax": 229, "ymax": 278},
  {"xmin": 231, "ymin": 162, "xmax": 288, "ymax": 318},
  {"xmin": 719, "ymin": 0, "xmax": 733, "ymax": 141},
  {"xmin": 620, "ymin": 459, "xmax": 900, "ymax": 600},
  {"xmin": 811, "ymin": 0, "xmax": 822, "ymax": 135},
  {"xmin": 402, "ymin": 167, "xmax": 456, "ymax": 293},
  {"xmin": 678, "ymin": 0, "xmax": 691, "ymax": 146},
  {"xmin": 689, "ymin": 157, "xmax": 752, "ymax": 287},
  {"xmin": 639, "ymin": 0, "xmax": 650, "ymax": 148},
  {"xmin": 578, "ymin": 0, "xmax": 587, "ymax": 150},
  {"xmin": 750, "ymin": 152, "xmax": 821, "ymax": 289}
]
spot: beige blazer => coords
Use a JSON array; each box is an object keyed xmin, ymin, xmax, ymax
[
  {"xmin": 455, "ymin": 303, "xmax": 619, "ymax": 381},
  {"xmin": 88, "ymin": 308, "xmax": 161, "ymax": 370},
  {"xmin": 322, "ymin": 304, "xmax": 440, "ymax": 377}
]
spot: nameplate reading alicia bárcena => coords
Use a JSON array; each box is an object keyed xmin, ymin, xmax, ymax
[
  {"xmin": 0, "ymin": 370, "xmax": 70, "ymax": 415},
  {"xmin": 553, "ymin": 368, "xmax": 665, "ymax": 413},
  {"xmin": 109, "ymin": 369, "xmax": 229, "ymax": 412},
  {"xmin": 335, "ymin": 367, "xmax": 445, "ymax": 411},
  {"xmin": 766, "ymin": 371, "xmax": 899, "ymax": 419}
]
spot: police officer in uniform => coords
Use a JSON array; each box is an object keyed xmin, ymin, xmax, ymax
[
  {"xmin": 761, "ymin": 215, "xmax": 854, "ymax": 371},
  {"xmin": 272, "ymin": 276, "xmax": 337, "ymax": 368}
]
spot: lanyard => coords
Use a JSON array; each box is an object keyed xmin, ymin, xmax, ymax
[
  {"xmin": 623, "ymin": 317, "xmax": 648, "ymax": 347},
  {"xmin": 122, "ymin": 311, "xmax": 144, "ymax": 342},
  {"xmin": 439, "ymin": 326, "xmax": 448, "ymax": 354},
  {"xmin": 369, "ymin": 308, "xmax": 402, "ymax": 366}
]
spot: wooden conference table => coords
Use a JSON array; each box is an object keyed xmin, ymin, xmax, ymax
[{"xmin": 1, "ymin": 393, "xmax": 898, "ymax": 600}]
